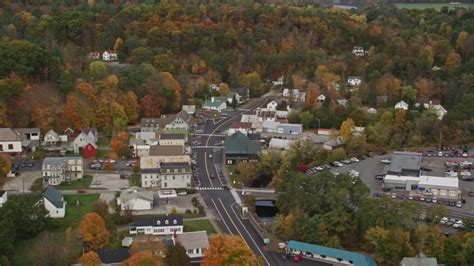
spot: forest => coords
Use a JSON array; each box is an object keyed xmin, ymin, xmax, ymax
[{"xmin": 0, "ymin": 1, "xmax": 472, "ymax": 146}]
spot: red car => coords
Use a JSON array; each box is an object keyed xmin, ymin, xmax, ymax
[
  {"xmin": 294, "ymin": 255, "xmax": 302, "ymax": 262},
  {"xmin": 77, "ymin": 189, "xmax": 86, "ymax": 194}
]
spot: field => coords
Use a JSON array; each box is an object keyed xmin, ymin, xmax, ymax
[
  {"xmin": 395, "ymin": 3, "xmax": 473, "ymax": 10},
  {"xmin": 183, "ymin": 219, "xmax": 216, "ymax": 234},
  {"xmin": 11, "ymin": 194, "xmax": 100, "ymax": 266}
]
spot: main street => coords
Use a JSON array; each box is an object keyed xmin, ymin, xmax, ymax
[{"xmin": 191, "ymin": 96, "xmax": 287, "ymax": 265}]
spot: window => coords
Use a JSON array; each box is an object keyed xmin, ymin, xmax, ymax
[
  {"xmin": 188, "ymin": 249, "xmax": 194, "ymax": 254},
  {"xmin": 167, "ymin": 169, "xmax": 170, "ymax": 173},
  {"xmin": 164, "ymin": 182, "xmax": 167, "ymax": 187},
  {"xmin": 165, "ymin": 220, "xmax": 169, "ymax": 225},
  {"xmin": 173, "ymin": 176, "xmax": 175, "ymax": 180},
  {"xmin": 157, "ymin": 221, "xmax": 161, "ymax": 225},
  {"xmin": 0, "ymin": 145, "xmax": 3, "ymax": 151},
  {"xmin": 173, "ymin": 219, "xmax": 177, "ymax": 224},
  {"xmin": 8, "ymin": 144, "xmax": 13, "ymax": 150}
]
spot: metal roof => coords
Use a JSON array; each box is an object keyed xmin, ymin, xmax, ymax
[
  {"xmin": 287, "ymin": 240, "xmax": 377, "ymax": 266},
  {"xmin": 388, "ymin": 151, "xmax": 421, "ymax": 177}
]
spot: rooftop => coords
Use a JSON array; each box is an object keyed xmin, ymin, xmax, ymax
[
  {"xmin": 229, "ymin": 122, "xmax": 252, "ymax": 129},
  {"xmin": 43, "ymin": 157, "xmax": 82, "ymax": 166},
  {"xmin": 149, "ymin": 145, "xmax": 184, "ymax": 156},
  {"xmin": 129, "ymin": 215, "xmax": 183, "ymax": 227},
  {"xmin": 287, "ymin": 240, "xmax": 376, "ymax": 266},
  {"xmin": 97, "ymin": 248, "xmax": 130, "ymax": 264},
  {"xmin": 42, "ymin": 186, "xmax": 64, "ymax": 209},
  {"xmin": 224, "ymin": 132, "xmax": 261, "ymax": 155},
  {"xmin": 119, "ymin": 190, "xmax": 154, "ymax": 202},
  {"xmin": 159, "ymin": 133, "xmax": 186, "ymax": 140},
  {"xmin": 388, "ymin": 151, "xmax": 422, "ymax": 177},
  {"xmin": 401, "ymin": 252, "xmax": 438, "ymax": 266},
  {"xmin": 0, "ymin": 128, "xmax": 21, "ymax": 141},
  {"xmin": 176, "ymin": 231, "xmax": 209, "ymax": 250},
  {"xmin": 160, "ymin": 162, "xmax": 191, "ymax": 173}
]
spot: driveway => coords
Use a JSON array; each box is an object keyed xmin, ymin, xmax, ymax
[{"xmin": 2, "ymin": 170, "xmax": 41, "ymax": 192}]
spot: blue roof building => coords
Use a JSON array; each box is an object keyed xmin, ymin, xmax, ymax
[{"xmin": 287, "ymin": 240, "xmax": 377, "ymax": 266}]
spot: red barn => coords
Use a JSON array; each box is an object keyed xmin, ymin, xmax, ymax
[{"xmin": 82, "ymin": 142, "xmax": 97, "ymax": 159}]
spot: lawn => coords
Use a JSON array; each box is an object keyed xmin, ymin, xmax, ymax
[
  {"xmin": 183, "ymin": 219, "xmax": 216, "ymax": 234},
  {"xmin": 97, "ymin": 135, "xmax": 111, "ymax": 147},
  {"xmin": 11, "ymin": 194, "xmax": 100, "ymax": 266},
  {"xmin": 96, "ymin": 149, "xmax": 109, "ymax": 158},
  {"xmin": 55, "ymin": 175, "xmax": 93, "ymax": 190},
  {"xmin": 61, "ymin": 194, "xmax": 100, "ymax": 229},
  {"xmin": 395, "ymin": 3, "xmax": 473, "ymax": 10}
]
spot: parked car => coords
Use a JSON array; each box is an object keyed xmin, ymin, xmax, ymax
[
  {"xmin": 91, "ymin": 180, "xmax": 102, "ymax": 186},
  {"xmin": 6, "ymin": 170, "xmax": 19, "ymax": 177},
  {"xmin": 293, "ymin": 255, "xmax": 302, "ymax": 263},
  {"xmin": 77, "ymin": 189, "xmax": 86, "ymax": 193},
  {"xmin": 375, "ymin": 174, "xmax": 385, "ymax": 180},
  {"xmin": 20, "ymin": 162, "xmax": 26, "ymax": 168},
  {"xmin": 28, "ymin": 162, "xmax": 34, "ymax": 167},
  {"xmin": 468, "ymin": 191, "xmax": 474, "ymax": 197},
  {"xmin": 381, "ymin": 159, "xmax": 391, "ymax": 164},
  {"xmin": 440, "ymin": 217, "xmax": 448, "ymax": 224},
  {"xmin": 453, "ymin": 220, "xmax": 464, "ymax": 229},
  {"xmin": 391, "ymin": 193, "xmax": 396, "ymax": 199},
  {"xmin": 350, "ymin": 157, "xmax": 359, "ymax": 162},
  {"xmin": 315, "ymin": 166, "xmax": 324, "ymax": 171},
  {"xmin": 208, "ymin": 153, "xmax": 213, "ymax": 159},
  {"xmin": 420, "ymin": 166, "xmax": 432, "ymax": 172},
  {"xmin": 432, "ymin": 197, "xmax": 438, "ymax": 203},
  {"xmin": 342, "ymin": 159, "xmax": 351, "ymax": 164},
  {"xmin": 456, "ymin": 201, "xmax": 462, "ymax": 208}
]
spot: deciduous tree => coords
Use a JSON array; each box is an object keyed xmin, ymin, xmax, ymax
[
  {"xmin": 81, "ymin": 251, "xmax": 101, "ymax": 266},
  {"xmin": 122, "ymin": 251, "xmax": 161, "ymax": 266},
  {"xmin": 79, "ymin": 212, "xmax": 110, "ymax": 250},
  {"xmin": 165, "ymin": 243, "xmax": 191, "ymax": 266},
  {"xmin": 202, "ymin": 234, "xmax": 257, "ymax": 266}
]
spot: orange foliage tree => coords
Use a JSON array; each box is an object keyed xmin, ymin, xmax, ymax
[
  {"xmin": 79, "ymin": 212, "xmax": 110, "ymax": 250},
  {"xmin": 122, "ymin": 251, "xmax": 161, "ymax": 266},
  {"xmin": 80, "ymin": 251, "xmax": 101, "ymax": 266},
  {"xmin": 202, "ymin": 234, "xmax": 257, "ymax": 266},
  {"xmin": 110, "ymin": 131, "xmax": 130, "ymax": 157}
]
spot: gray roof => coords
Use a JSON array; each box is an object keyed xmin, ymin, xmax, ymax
[
  {"xmin": 43, "ymin": 157, "xmax": 82, "ymax": 166},
  {"xmin": 129, "ymin": 215, "xmax": 183, "ymax": 227},
  {"xmin": 176, "ymin": 231, "xmax": 209, "ymax": 250},
  {"xmin": 42, "ymin": 186, "xmax": 64, "ymax": 209},
  {"xmin": 401, "ymin": 253, "xmax": 438, "ymax": 266},
  {"xmin": 388, "ymin": 151, "xmax": 422, "ymax": 177},
  {"xmin": 141, "ymin": 111, "xmax": 192, "ymax": 129},
  {"xmin": 120, "ymin": 190, "xmax": 154, "ymax": 202},
  {"xmin": 0, "ymin": 128, "xmax": 21, "ymax": 141},
  {"xmin": 97, "ymin": 248, "xmax": 130, "ymax": 264},
  {"xmin": 149, "ymin": 145, "xmax": 184, "ymax": 156},
  {"xmin": 204, "ymin": 98, "xmax": 226, "ymax": 108},
  {"xmin": 159, "ymin": 133, "xmax": 186, "ymax": 140},
  {"xmin": 13, "ymin": 128, "xmax": 40, "ymax": 137},
  {"xmin": 224, "ymin": 132, "xmax": 261, "ymax": 155},
  {"xmin": 160, "ymin": 162, "xmax": 191, "ymax": 173}
]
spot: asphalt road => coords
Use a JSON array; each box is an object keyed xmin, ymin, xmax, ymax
[{"xmin": 192, "ymin": 98, "xmax": 297, "ymax": 266}]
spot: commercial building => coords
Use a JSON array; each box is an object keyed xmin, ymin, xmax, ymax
[
  {"xmin": 224, "ymin": 132, "xmax": 261, "ymax": 165},
  {"xmin": 141, "ymin": 162, "xmax": 192, "ymax": 189},
  {"xmin": 286, "ymin": 240, "xmax": 376, "ymax": 266},
  {"xmin": 383, "ymin": 152, "xmax": 460, "ymax": 199}
]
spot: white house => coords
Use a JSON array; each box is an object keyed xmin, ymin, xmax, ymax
[
  {"xmin": 415, "ymin": 99, "xmax": 447, "ymax": 120},
  {"xmin": 202, "ymin": 97, "xmax": 227, "ymax": 112},
  {"xmin": 272, "ymin": 76, "xmax": 284, "ymax": 86},
  {"xmin": 209, "ymin": 83, "xmax": 219, "ymax": 91},
  {"xmin": 72, "ymin": 128, "xmax": 98, "ymax": 153},
  {"xmin": 41, "ymin": 186, "xmax": 66, "ymax": 218},
  {"xmin": 317, "ymin": 94, "xmax": 326, "ymax": 103},
  {"xmin": 266, "ymin": 100, "xmax": 278, "ymax": 111},
  {"xmin": 228, "ymin": 122, "xmax": 252, "ymax": 136},
  {"xmin": 227, "ymin": 92, "xmax": 242, "ymax": 104},
  {"xmin": 395, "ymin": 100, "xmax": 409, "ymax": 110},
  {"xmin": 129, "ymin": 215, "xmax": 183, "ymax": 236},
  {"xmin": 175, "ymin": 231, "xmax": 209, "ymax": 258},
  {"xmin": 347, "ymin": 76, "xmax": 362, "ymax": 86},
  {"xmin": 182, "ymin": 105, "xmax": 196, "ymax": 115},
  {"xmin": 282, "ymin": 89, "xmax": 306, "ymax": 102},
  {"xmin": 117, "ymin": 187, "xmax": 154, "ymax": 211},
  {"xmin": 352, "ymin": 46, "xmax": 366, "ymax": 56},
  {"xmin": 43, "ymin": 129, "xmax": 60, "ymax": 145},
  {"xmin": 0, "ymin": 191, "xmax": 7, "ymax": 207},
  {"xmin": 429, "ymin": 104, "xmax": 447, "ymax": 120},
  {"xmin": 0, "ymin": 128, "xmax": 22, "ymax": 154},
  {"xmin": 102, "ymin": 51, "xmax": 118, "ymax": 61}
]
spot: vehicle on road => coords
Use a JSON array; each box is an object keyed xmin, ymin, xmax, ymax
[
  {"xmin": 334, "ymin": 161, "xmax": 343, "ymax": 167},
  {"xmin": 77, "ymin": 189, "xmax": 86, "ymax": 193},
  {"xmin": 208, "ymin": 153, "xmax": 213, "ymax": 159},
  {"xmin": 391, "ymin": 193, "xmax": 396, "ymax": 199},
  {"xmin": 375, "ymin": 174, "xmax": 385, "ymax": 180},
  {"xmin": 456, "ymin": 201, "xmax": 462, "ymax": 208},
  {"xmin": 381, "ymin": 159, "xmax": 391, "ymax": 164},
  {"xmin": 91, "ymin": 180, "xmax": 102, "ymax": 186},
  {"xmin": 293, "ymin": 255, "xmax": 302, "ymax": 263}
]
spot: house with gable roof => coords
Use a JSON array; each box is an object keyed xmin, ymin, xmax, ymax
[
  {"xmin": 0, "ymin": 128, "xmax": 22, "ymax": 154},
  {"xmin": 224, "ymin": 131, "xmax": 262, "ymax": 165},
  {"xmin": 41, "ymin": 186, "xmax": 66, "ymax": 218}
]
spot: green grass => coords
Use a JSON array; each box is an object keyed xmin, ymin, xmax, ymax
[
  {"xmin": 11, "ymin": 194, "xmax": 100, "ymax": 266},
  {"xmin": 96, "ymin": 149, "xmax": 109, "ymax": 158},
  {"xmin": 183, "ymin": 219, "xmax": 216, "ymax": 234},
  {"xmin": 61, "ymin": 194, "xmax": 100, "ymax": 229},
  {"xmin": 97, "ymin": 136, "xmax": 111, "ymax": 147},
  {"xmin": 55, "ymin": 175, "xmax": 93, "ymax": 190},
  {"xmin": 395, "ymin": 3, "xmax": 473, "ymax": 10}
]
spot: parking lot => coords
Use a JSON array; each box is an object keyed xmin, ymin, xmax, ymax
[
  {"xmin": 305, "ymin": 152, "xmax": 474, "ymax": 215},
  {"xmin": 90, "ymin": 174, "xmax": 129, "ymax": 191},
  {"xmin": 3, "ymin": 171, "xmax": 41, "ymax": 193}
]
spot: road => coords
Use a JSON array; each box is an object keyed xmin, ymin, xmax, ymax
[{"xmin": 192, "ymin": 97, "xmax": 289, "ymax": 265}]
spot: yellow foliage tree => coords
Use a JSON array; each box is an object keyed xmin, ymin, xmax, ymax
[
  {"xmin": 80, "ymin": 251, "xmax": 101, "ymax": 266},
  {"xmin": 202, "ymin": 234, "xmax": 257, "ymax": 266},
  {"xmin": 339, "ymin": 118, "xmax": 355, "ymax": 140},
  {"xmin": 79, "ymin": 212, "xmax": 110, "ymax": 250}
]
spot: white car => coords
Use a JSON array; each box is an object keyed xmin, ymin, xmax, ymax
[
  {"xmin": 349, "ymin": 170, "xmax": 360, "ymax": 178},
  {"xmin": 381, "ymin": 159, "xmax": 391, "ymax": 164},
  {"xmin": 462, "ymin": 152, "xmax": 468, "ymax": 158},
  {"xmin": 440, "ymin": 217, "xmax": 448, "ymax": 224},
  {"xmin": 438, "ymin": 151, "xmax": 443, "ymax": 157},
  {"xmin": 315, "ymin": 166, "xmax": 324, "ymax": 171},
  {"xmin": 391, "ymin": 193, "xmax": 396, "ymax": 199},
  {"xmin": 460, "ymin": 171, "xmax": 472, "ymax": 177},
  {"xmin": 334, "ymin": 161, "xmax": 343, "ymax": 167},
  {"xmin": 350, "ymin": 157, "xmax": 359, "ymax": 162},
  {"xmin": 456, "ymin": 201, "xmax": 462, "ymax": 208},
  {"xmin": 432, "ymin": 197, "xmax": 438, "ymax": 203},
  {"xmin": 453, "ymin": 220, "xmax": 464, "ymax": 229},
  {"xmin": 460, "ymin": 161, "xmax": 472, "ymax": 167}
]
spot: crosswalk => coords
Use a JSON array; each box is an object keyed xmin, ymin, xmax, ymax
[
  {"xmin": 192, "ymin": 146, "xmax": 223, "ymax": 149},
  {"xmin": 196, "ymin": 187, "xmax": 224, "ymax": 191}
]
